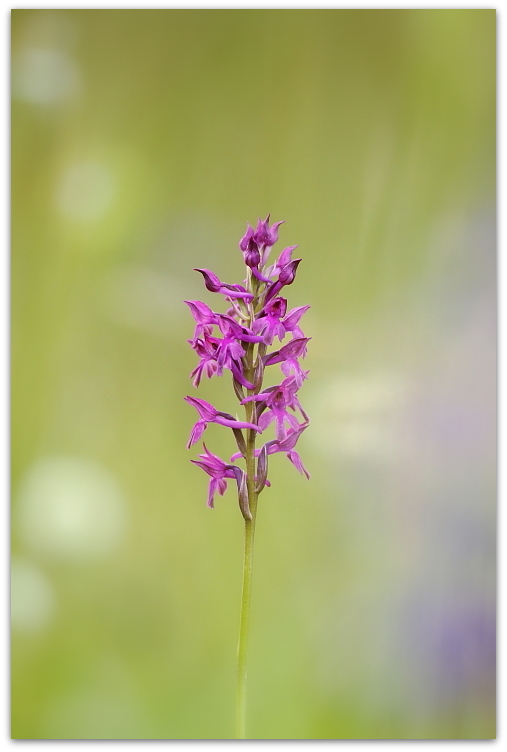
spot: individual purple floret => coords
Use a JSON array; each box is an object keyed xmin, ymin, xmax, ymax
[
  {"xmin": 253, "ymin": 215, "xmax": 285, "ymax": 253},
  {"xmin": 253, "ymin": 301, "xmax": 310, "ymax": 345},
  {"xmin": 264, "ymin": 258, "xmax": 302, "ymax": 303},
  {"xmin": 185, "ymin": 300, "xmax": 219, "ymax": 345},
  {"xmin": 240, "ymin": 215, "xmax": 285, "ymax": 264},
  {"xmin": 282, "ymin": 305, "xmax": 311, "ymax": 339},
  {"xmin": 264, "ymin": 337, "xmax": 311, "ymax": 387},
  {"xmin": 252, "ymin": 298, "xmax": 287, "ymax": 344},
  {"xmin": 231, "ymin": 423, "xmax": 310, "ymax": 479},
  {"xmin": 185, "ymin": 396, "xmax": 260, "ymax": 448},
  {"xmin": 264, "ymin": 244, "xmax": 297, "ymax": 279},
  {"xmin": 184, "ymin": 217, "xmax": 310, "ymax": 517},
  {"xmin": 191, "ymin": 445, "xmax": 251, "ymax": 519},
  {"xmin": 189, "ymin": 337, "xmax": 218, "ymax": 387},
  {"xmin": 241, "ymin": 376, "xmax": 309, "ymax": 441},
  {"xmin": 194, "ymin": 268, "xmax": 254, "ymax": 300}
]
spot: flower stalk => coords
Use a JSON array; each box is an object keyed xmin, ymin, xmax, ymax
[
  {"xmin": 236, "ymin": 302, "xmax": 259, "ymax": 740},
  {"xmin": 236, "ymin": 433, "xmax": 258, "ymax": 739},
  {"xmin": 184, "ymin": 215, "xmax": 310, "ymax": 738}
]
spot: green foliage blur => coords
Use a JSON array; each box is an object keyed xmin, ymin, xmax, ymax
[{"xmin": 11, "ymin": 9, "xmax": 496, "ymax": 740}]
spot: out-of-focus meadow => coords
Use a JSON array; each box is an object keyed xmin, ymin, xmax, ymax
[{"xmin": 11, "ymin": 9, "xmax": 495, "ymax": 740}]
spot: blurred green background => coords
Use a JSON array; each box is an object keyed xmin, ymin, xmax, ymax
[{"xmin": 11, "ymin": 9, "xmax": 496, "ymax": 740}]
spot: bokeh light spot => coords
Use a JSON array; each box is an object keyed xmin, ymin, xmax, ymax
[
  {"xmin": 11, "ymin": 557, "xmax": 55, "ymax": 633},
  {"xmin": 17, "ymin": 456, "xmax": 127, "ymax": 561},
  {"xmin": 55, "ymin": 161, "xmax": 116, "ymax": 222},
  {"xmin": 308, "ymin": 373, "xmax": 407, "ymax": 461},
  {"xmin": 12, "ymin": 47, "xmax": 80, "ymax": 105}
]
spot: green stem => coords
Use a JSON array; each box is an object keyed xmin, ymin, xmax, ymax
[
  {"xmin": 235, "ymin": 442, "xmax": 257, "ymax": 739},
  {"xmin": 235, "ymin": 328, "xmax": 258, "ymax": 738}
]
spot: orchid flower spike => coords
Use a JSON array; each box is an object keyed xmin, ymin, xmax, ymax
[{"xmin": 184, "ymin": 217, "xmax": 310, "ymax": 513}]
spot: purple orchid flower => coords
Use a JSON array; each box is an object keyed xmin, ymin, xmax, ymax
[
  {"xmin": 239, "ymin": 223, "xmax": 256, "ymax": 252},
  {"xmin": 189, "ymin": 337, "xmax": 218, "ymax": 387},
  {"xmin": 282, "ymin": 305, "xmax": 310, "ymax": 339},
  {"xmin": 253, "ymin": 214, "xmax": 285, "ymax": 257},
  {"xmin": 231, "ymin": 422, "xmax": 310, "ymax": 479},
  {"xmin": 264, "ymin": 337, "xmax": 311, "ymax": 387},
  {"xmin": 239, "ymin": 224, "xmax": 261, "ymax": 268},
  {"xmin": 212, "ymin": 325, "xmax": 246, "ymax": 372},
  {"xmin": 239, "ymin": 220, "xmax": 278, "ymax": 282},
  {"xmin": 185, "ymin": 216, "xmax": 310, "ymax": 514},
  {"xmin": 191, "ymin": 444, "xmax": 251, "ymax": 519},
  {"xmin": 194, "ymin": 268, "xmax": 254, "ymax": 300},
  {"xmin": 205, "ymin": 316, "xmax": 264, "ymax": 388},
  {"xmin": 253, "ymin": 301, "xmax": 310, "ymax": 346},
  {"xmin": 267, "ymin": 424, "xmax": 310, "ymax": 478},
  {"xmin": 189, "ymin": 330, "xmax": 254, "ymax": 390},
  {"xmin": 185, "ymin": 300, "xmax": 218, "ymax": 327},
  {"xmin": 253, "ymin": 297, "xmax": 288, "ymax": 344},
  {"xmin": 264, "ymin": 244, "xmax": 297, "ymax": 278},
  {"xmin": 185, "ymin": 396, "xmax": 261, "ymax": 448},
  {"xmin": 217, "ymin": 315, "xmax": 265, "ymax": 344},
  {"xmin": 185, "ymin": 300, "xmax": 219, "ymax": 345},
  {"xmin": 241, "ymin": 376, "xmax": 307, "ymax": 441},
  {"xmin": 264, "ymin": 258, "xmax": 302, "ymax": 303}
]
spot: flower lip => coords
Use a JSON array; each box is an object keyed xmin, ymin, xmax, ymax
[{"xmin": 257, "ymin": 297, "xmax": 288, "ymax": 319}]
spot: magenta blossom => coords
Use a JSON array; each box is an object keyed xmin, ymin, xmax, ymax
[
  {"xmin": 194, "ymin": 268, "xmax": 254, "ymax": 300},
  {"xmin": 241, "ymin": 376, "xmax": 308, "ymax": 441},
  {"xmin": 191, "ymin": 444, "xmax": 250, "ymax": 517},
  {"xmin": 189, "ymin": 337, "xmax": 218, "ymax": 387},
  {"xmin": 185, "ymin": 216, "xmax": 310, "ymax": 514},
  {"xmin": 253, "ymin": 300, "xmax": 310, "ymax": 346},
  {"xmin": 264, "ymin": 244, "xmax": 297, "ymax": 279},
  {"xmin": 185, "ymin": 300, "xmax": 219, "ymax": 344},
  {"xmin": 252, "ymin": 297, "xmax": 287, "ymax": 344},
  {"xmin": 264, "ymin": 258, "xmax": 302, "ymax": 303},
  {"xmin": 282, "ymin": 305, "xmax": 310, "ymax": 339},
  {"xmin": 264, "ymin": 337, "xmax": 311, "ymax": 387},
  {"xmin": 231, "ymin": 423, "xmax": 310, "ymax": 479},
  {"xmin": 185, "ymin": 396, "xmax": 261, "ymax": 448},
  {"xmin": 253, "ymin": 214, "xmax": 285, "ymax": 250}
]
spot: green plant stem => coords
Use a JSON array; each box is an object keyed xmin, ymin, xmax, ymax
[
  {"xmin": 236, "ymin": 334, "xmax": 258, "ymax": 740},
  {"xmin": 235, "ymin": 435, "xmax": 258, "ymax": 739}
]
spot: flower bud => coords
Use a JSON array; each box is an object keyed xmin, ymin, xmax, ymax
[
  {"xmin": 239, "ymin": 224, "xmax": 255, "ymax": 252},
  {"xmin": 244, "ymin": 246, "xmax": 261, "ymax": 269},
  {"xmin": 278, "ymin": 259, "xmax": 302, "ymax": 285}
]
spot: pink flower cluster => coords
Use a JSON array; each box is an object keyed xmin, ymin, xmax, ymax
[{"xmin": 184, "ymin": 215, "xmax": 310, "ymax": 518}]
